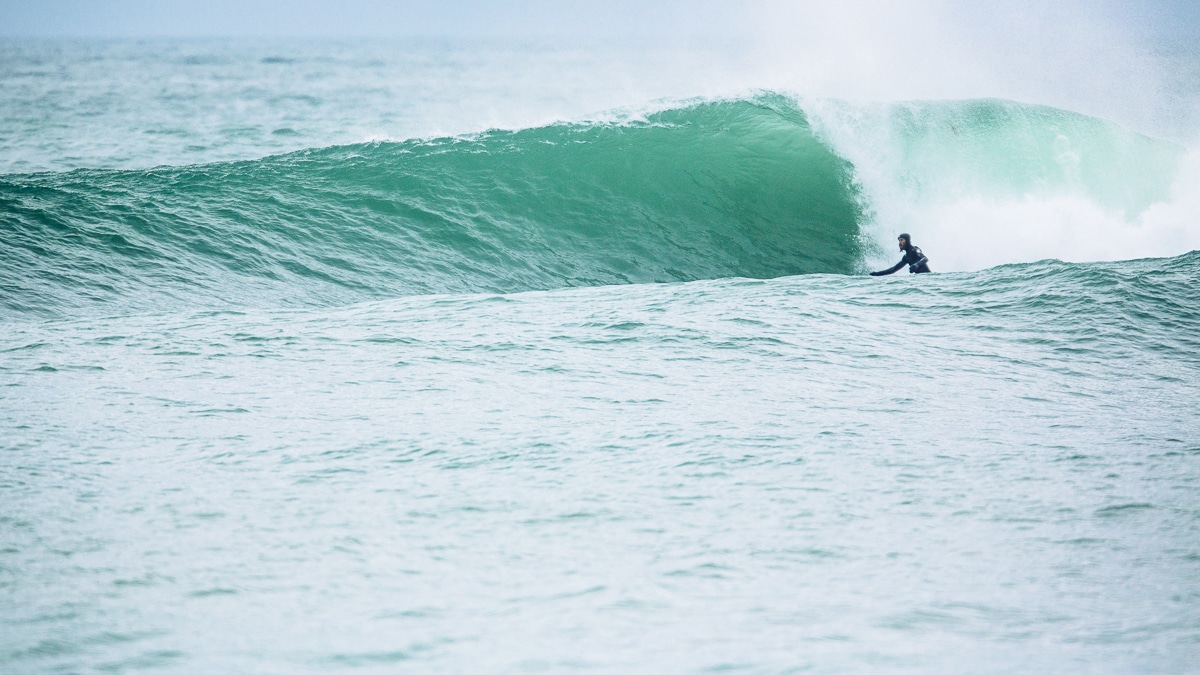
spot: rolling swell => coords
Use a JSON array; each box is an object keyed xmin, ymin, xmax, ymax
[{"xmin": 0, "ymin": 96, "xmax": 864, "ymax": 317}]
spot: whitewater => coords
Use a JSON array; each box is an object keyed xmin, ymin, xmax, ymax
[{"xmin": 2, "ymin": 38, "xmax": 1199, "ymax": 672}]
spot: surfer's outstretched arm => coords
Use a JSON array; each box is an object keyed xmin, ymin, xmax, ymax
[{"xmin": 870, "ymin": 259, "xmax": 906, "ymax": 276}]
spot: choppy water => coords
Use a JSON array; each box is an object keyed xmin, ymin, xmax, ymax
[{"xmin": 2, "ymin": 39, "xmax": 1200, "ymax": 673}]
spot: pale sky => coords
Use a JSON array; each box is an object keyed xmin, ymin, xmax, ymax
[{"xmin": 1, "ymin": 0, "xmax": 740, "ymax": 38}]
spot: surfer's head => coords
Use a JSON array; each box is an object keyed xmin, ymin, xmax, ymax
[{"xmin": 898, "ymin": 233, "xmax": 911, "ymax": 250}]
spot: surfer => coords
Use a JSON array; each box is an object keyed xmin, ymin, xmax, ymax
[{"xmin": 870, "ymin": 233, "xmax": 931, "ymax": 275}]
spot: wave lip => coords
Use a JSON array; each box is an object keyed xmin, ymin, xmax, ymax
[
  {"xmin": 0, "ymin": 94, "xmax": 864, "ymax": 318},
  {"xmin": 806, "ymin": 97, "xmax": 1191, "ymax": 270}
]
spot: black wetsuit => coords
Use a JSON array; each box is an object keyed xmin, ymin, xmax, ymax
[{"xmin": 871, "ymin": 244, "xmax": 930, "ymax": 276}]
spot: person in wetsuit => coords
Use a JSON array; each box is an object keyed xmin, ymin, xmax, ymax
[{"xmin": 870, "ymin": 233, "xmax": 931, "ymax": 276}]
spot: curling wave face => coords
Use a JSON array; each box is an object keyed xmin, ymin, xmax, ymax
[{"xmin": 0, "ymin": 96, "xmax": 863, "ymax": 318}]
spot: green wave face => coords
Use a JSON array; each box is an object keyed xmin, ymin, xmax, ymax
[{"xmin": 0, "ymin": 96, "xmax": 865, "ymax": 317}]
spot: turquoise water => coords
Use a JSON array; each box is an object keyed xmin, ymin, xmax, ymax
[{"xmin": 2, "ymin": 39, "xmax": 1200, "ymax": 672}]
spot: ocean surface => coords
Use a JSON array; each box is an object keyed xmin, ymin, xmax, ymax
[{"xmin": 2, "ymin": 39, "xmax": 1200, "ymax": 673}]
